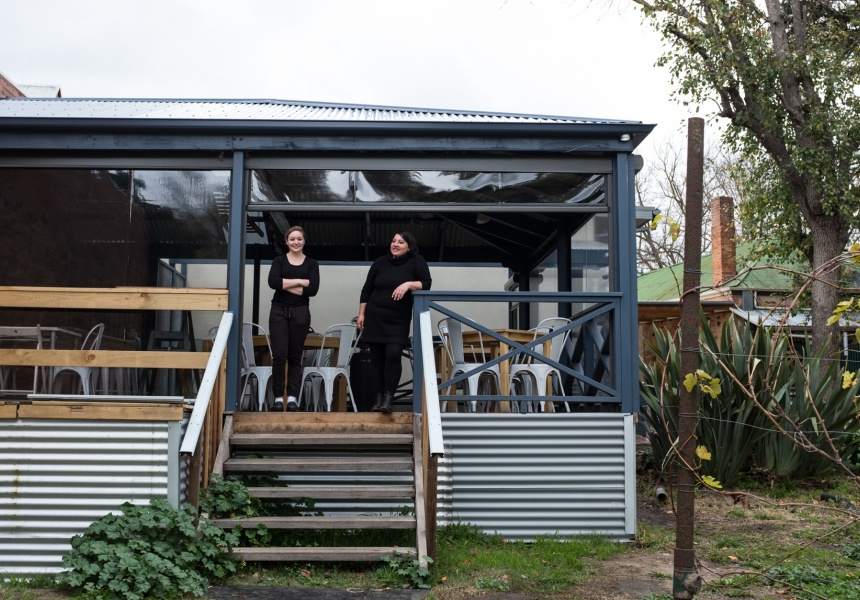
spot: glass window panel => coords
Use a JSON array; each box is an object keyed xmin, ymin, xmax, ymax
[
  {"xmin": 250, "ymin": 170, "xmax": 605, "ymax": 205},
  {"xmin": 0, "ymin": 168, "xmax": 229, "ymax": 363},
  {"xmin": 536, "ymin": 213, "xmax": 611, "ymax": 294}
]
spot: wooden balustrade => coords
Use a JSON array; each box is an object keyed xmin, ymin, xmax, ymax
[{"xmin": 0, "ymin": 286, "xmax": 229, "ymax": 488}]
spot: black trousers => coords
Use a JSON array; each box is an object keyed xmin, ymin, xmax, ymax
[
  {"xmin": 368, "ymin": 341, "xmax": 404, "ymax": 396},
  {"xmin": 268, "ymin": 304, "xmax": 311, "ymax": 398}
]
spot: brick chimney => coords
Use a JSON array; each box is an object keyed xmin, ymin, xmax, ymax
[{"xmin": 711, "ymin": 196, "xmax": 736, "ymax": 287}]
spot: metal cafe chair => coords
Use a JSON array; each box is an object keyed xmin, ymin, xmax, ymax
[
  {"xmin": 509, "ymin": 317, "xmax": 572, "ymax": 413},
  {"xmin": 297, "ymin": 323, "xmax": 361, "ymax": 412},
  {"xmin": 0, "ymin": 325, "xmax": 44, "ymax": 396},
  {"xmin": 240, "ymin": 322, "xmax": 274, "ymax": 411},
  {"xmin": 51, "ymin": 323, "xmax": 104, "ymax": 395},
  {"xmin": 437, "ymin": 317, "xmax": 502, "ymax": 412}
]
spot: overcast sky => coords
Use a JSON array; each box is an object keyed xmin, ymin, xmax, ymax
[{"xmin": 2, "ymin": 0, "xmax": 711, "ymax": 157}]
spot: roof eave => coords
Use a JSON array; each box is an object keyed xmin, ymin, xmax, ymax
[{"xmin": 0, "ymin": 116, "xmax": 655, "ymax": 144}]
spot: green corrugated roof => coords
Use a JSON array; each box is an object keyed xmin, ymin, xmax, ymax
[{"xmin": 637, "ymin": 243, "xmax": 802, "ymax": 302}]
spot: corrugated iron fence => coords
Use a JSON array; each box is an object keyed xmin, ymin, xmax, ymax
[
  {"xmin": 0, "ymin": 417, "xmax": 189, "ymax": 575},
  {"xmin": 437, "ymin": 413, "xmax": 635, "ymax": 541}
]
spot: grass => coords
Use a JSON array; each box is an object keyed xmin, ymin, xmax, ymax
[
  {"xmin": 222, "ymin": 523, "xmax": 624, "ymax": 597},
  {"xmin": 430, "ymin": 526, "xmax": 620, "ymax": 595}
]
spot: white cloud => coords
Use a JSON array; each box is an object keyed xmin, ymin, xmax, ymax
[{"xmin": 3, "ymin": 0, "xmax": 714, "ymax": 158}]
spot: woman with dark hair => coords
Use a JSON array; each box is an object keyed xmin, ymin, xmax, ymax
[
  {"xmin": 267, "ymin": 225, "xmax": 319, "ymax": 412},
  {"xmin": 356, "ymin": 231, "xmax": 432, "ymax": 414}
]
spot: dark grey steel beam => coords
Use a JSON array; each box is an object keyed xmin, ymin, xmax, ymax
[
  {"xmin": 225, "ymin": 152, "xmax": 247, "ymax": 412},
  {"xmin": 611, "ymin": 152, "xmax": 638, "ymax": 414},
  {"xmin": 249, "ymin": 203, "xmax": 609, "ymax": 214}
]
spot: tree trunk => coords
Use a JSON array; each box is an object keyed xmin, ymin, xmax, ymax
[{"xmin": 809, "ymin": 215, "xmax": 849, "ymax": 359}]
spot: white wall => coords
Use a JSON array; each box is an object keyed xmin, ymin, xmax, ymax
[{"xmin": 185, "ymin": 262, "xmax": 511, "ymax": 347}]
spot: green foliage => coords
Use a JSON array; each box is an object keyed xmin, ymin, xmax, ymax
[
  {"xmin": 844, "ymin": 541, "xmax": 860, "ymax": 562},
  {"xmin": 199, "ymin": 473, "xmax": 262, "ymax": 518},
  {"xmin": 59, "ymin": 497, "xmax": 238, "ymax": 600},
  {"xmin": 641, "ymin": 316, "xmax": 860, "ymax": 486},
  {"xmin": 475, "ymin": 576, "xmax": 510, "ymax": 591},
  {"xmin": 437, "ymin": 520, "xmax": 498, "ymax": 546},
  {"xmin": 0, "ymin": 574, "xmax": 57, "ymax": 589},
  {"xmin": 377, "ymin": 551, "xmax": 433, "ymax": 589},
  {"xmin": 767, "ymin": 565, "xmax": 860, "ymax": 600}
]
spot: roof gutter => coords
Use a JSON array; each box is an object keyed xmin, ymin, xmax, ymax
[{"xmin": 0, "ymin": 117, "xmax": 655, "ymax": 147}]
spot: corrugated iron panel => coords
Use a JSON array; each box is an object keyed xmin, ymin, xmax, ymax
[
  {"xmin": 437, "ymin": 442, "xmax": 454, "ymax": 522},
  {"xmin": 438, "ymin": 413, "xmax": 635, "ymax": 541},
  {"xmin": 0, "ymin": 98, "xmax": 640, "ymax": 125},
  {"xmin": 0, "ymin": 417, "xmax": 189, "ymax": 575}
]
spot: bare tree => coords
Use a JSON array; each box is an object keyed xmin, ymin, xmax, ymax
[{"xmin": 636, "ymin": 136, "xmax": 741, "ymax": 272}]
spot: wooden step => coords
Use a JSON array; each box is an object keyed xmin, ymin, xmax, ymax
[
  {"xmin": 231, "ymin": 412, "xmax": 414, "ymax": 435},
  {"xmin": 230, "ymin": 433, "xmax": 414, "ymax": 446},
  {"xmin": 232, "ymin": 546, "xmax": 418, "ymax": 562},
  {"xmin": 213, "ymin": 515, "xmax": 416, "ymax": 529},
  {"xmin": 247, "ymin": 485, "xmax": 414, "ymax": 499},
  {"xmin": 209, "ymin": 413, "xmax": 428, "ymax": 568},
  {"xmin": 223, "ymin": 457, "xmax": 413, "ymax": 472}
]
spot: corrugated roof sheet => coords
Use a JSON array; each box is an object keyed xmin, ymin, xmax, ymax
[
  {"xmin": 0, "ymin": 98, "xmax": 642, "ymax": 124},
  {"xmin": 732, "ymin": 308, "xmax": 860, "ymax": 329},
  {"xmin": 16, "ymin": 84, "xmax": 61, "ymax": 98},
  {"xmin": 637, "ymin": 243, "xmax": 800, "ymax": 302}
]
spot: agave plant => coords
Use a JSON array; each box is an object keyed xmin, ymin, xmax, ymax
[
  {"xmin": 640, "ymin": 315, "xmax": 860, "ymax": 487},
  {"xmin": 753, "ymin": 345, "xmax": 860, "ymax": 479},
  {"xmin": 639, "ymin": 324, "xmax": 682, "ymax": 479},
  {"xmin": 695, "ymin": 316, "xmax": 774, "ymax": 487}
]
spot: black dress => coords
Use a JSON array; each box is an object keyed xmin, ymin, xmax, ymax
[{"xmin": 359, "ymin": 253, "xmax": 432, "ymax": 345}]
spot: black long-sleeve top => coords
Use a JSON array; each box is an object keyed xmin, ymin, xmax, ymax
[
  {"xmin": 359, "ymin": 253, "xmax": 432, "ymax": 344},
  {"xmin": 267, "ymin": 255, "xmax": 320, "ymax": 308}
]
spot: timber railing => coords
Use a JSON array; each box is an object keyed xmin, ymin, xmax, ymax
[{"xmin": 0, "ymin": 286, "xmax": 229, "ymax": 493}]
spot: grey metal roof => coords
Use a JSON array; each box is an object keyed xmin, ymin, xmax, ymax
[
  {"xmin": 0, "ymin": 97, "xmax": 643, "ymax": 125},
  {"xmin": 731, "ymin": 307, "xmax": 860, "ymax": 330},
  {"xmin": 16, "ymin": 84, "xmax": 61, "ymax": 98}
]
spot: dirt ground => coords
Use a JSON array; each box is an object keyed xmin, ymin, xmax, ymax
[{"xmin": 424, "ymin": 491, "xmax": 806, "ymax": 600}]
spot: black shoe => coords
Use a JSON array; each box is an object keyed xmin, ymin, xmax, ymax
[
  {"xmin": 379, "ymin": 391, "xmax": 394, "ymax": 415},
  {"xmin": 272, "ymin": 400, "xmax": 283, "ymax": 412},
  {"xmin": 286, "ymin": 400, "xmax": 299, "ymax": 412},
  {"xmin": 370, "ymin": 393, "xmax": 384, "ymax": 412}
]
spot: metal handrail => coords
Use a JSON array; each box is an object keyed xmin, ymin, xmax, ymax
[
  {"xmin": 179, "ymin": 311, "xmax": 233, "ymax": 455},
  {"xmin": 418, "ymin": 310, "xmax": 444, "ymax": 457}
]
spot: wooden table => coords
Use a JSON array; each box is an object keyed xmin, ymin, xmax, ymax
[{"xmin": 437, "ymin": 328, "xmax": 550, "ymax": 412}]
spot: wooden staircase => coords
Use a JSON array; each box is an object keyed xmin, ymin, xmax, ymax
[{"xmin": 210, "ymin": 412, "xmax": 428, "ymax": 566}]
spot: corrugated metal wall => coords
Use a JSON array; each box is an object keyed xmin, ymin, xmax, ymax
[
  {"xmin": 438, "ymin": 413, "xmax": 636, "ymax": 541},
  {"xmin": 0, "ymin": 418, "xmax": 187, "ymax": 575}
]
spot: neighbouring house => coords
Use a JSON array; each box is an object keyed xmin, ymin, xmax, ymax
[{"xmin": 638, "ymin": 196, "xmax": 859, "ymax": 368}]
